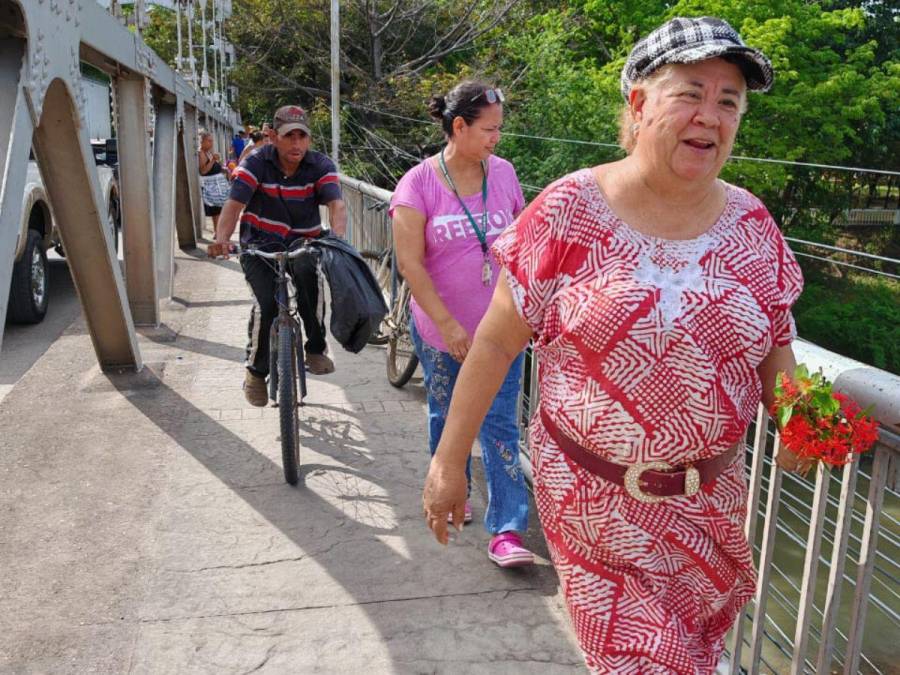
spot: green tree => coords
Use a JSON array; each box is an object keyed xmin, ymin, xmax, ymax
[{"xmin": 493, "ymin": 0, "xmax": 898, "ymax": 232}]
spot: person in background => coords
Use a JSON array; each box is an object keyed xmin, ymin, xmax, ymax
[
  {"xmin": 238, "ymin": 130, "xmax": 266, "ymax": 163},
  {"xmin": 208, "ymin": 106, "xmax": 347, "ymax": 404},
  {"xmin": 391, "ymin": 80, "xmax": 534, "ymax": 568},
  {"xmin": 198, "ymin": 129, "xmax": 226, "ymax": 232},
  {"xmin": 422, "ymin": 17, "xmax": 806, "ymax": 673},
  {"xmin": 231, "ymin": 129, "xmax": 247, "ymax": 162}
]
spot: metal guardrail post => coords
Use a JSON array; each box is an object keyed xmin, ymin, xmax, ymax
[
  {"xmin": 153, "ymin": 101, "xmax": 178, "ymax": 299},
  {"xmin": 115, "ymin": 75, "xmax": 159, "ymax": 325},
  {"xmin": 791, "ymin": 462, "xmax": 831, "ymax": 673},
  {"xmin": 727, "ymin": 406, "xmax": 770, "ymax": 674},
  {"xmin": 843, "ymin": 444, "xmax": 891, "ymax": 674},
  {"xmin": 749, "ymin": 439, "xmax": 784, "ymax": 673},
  {"xmin": 815, "ymin": 459, "xmax": 860, "ymax": 672}
]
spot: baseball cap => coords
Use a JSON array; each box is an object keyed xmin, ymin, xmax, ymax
[
  {"xmin": 273, "ymin": 105, "xmax": 311, "ymax": 135},
  {"xmin": 620, "ymin": 17, "xmax": 774, "ymax": 100}
]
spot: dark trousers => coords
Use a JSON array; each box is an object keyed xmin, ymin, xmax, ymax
[{"xmin": 241, "ymin": 250, "xmax": 326, "ymax": 376}]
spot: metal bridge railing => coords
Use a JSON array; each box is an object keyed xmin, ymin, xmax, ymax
[{"xmin": 339, "ymin": 174, "xmax": 900, "ymax": 675}]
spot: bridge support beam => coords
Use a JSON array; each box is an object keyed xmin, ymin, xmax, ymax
[
  {"xmin": 33, "ymin": 79, "xmax": 141, "ymax": 370},
  {"xmin": 183, "ymin": 106, "xmax": 205, "ymax": 240},
  {"xmin": 153, "ymin": 101, "xmax": 177, "ymax": 300},
  {"xmin": 174, "ymin": 119, "xmax": 198, "ymax": 248},
  {"xmin": 0, "ymin": 37, "xmax": 30, "ymax": 352},
  {"xmin": 115, "ymin": 76, "xmax": 159, "ymax": 326}
]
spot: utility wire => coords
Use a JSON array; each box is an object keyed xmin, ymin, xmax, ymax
[
  {"xmin": 344, "ymin": 115, "xmax": 409, "ymax": 176},
  {"xmin": 225, "ymin": 47, "xmax": 898, "ymax": 177},
  {"xmin": 340, "ymin": 101, "xmax": 899, "ymax": 176},
  {"xmin": 502, "ymin": 130, "xmax": 622, "ymax": 150},
  {"xmin": 344, "ymin": 118, "xmax": 402, "ymax": 185}
]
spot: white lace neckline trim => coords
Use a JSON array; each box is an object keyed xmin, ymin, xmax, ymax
[{"xmin": 577, "ymin": 168, "xmax": 741, "ymax": 249}]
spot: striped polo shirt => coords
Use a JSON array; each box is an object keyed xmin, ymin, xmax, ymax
[{"xmin": 229, "ymin": 145, "xmax": 342, "ymax": 246}]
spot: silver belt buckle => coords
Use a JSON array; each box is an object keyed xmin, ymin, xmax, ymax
[{"xmin": 623, "ymin": 461, "xmax": 701, "ymax": 503}]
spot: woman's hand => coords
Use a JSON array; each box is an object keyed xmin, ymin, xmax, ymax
[
  {"xmin": 775, "ymin": 443, "xmax": 814, "ymax": 475},
  {"xmin": 438, "ymin": 318, "xmax": 471, "ymax": 362},
  {"xmin": 423, "ymin": 457, "xmax": 469, "ymax": 545},
  {"xmin": 212, "ymin": 152, "xmax": 221, "ymax": 163}
]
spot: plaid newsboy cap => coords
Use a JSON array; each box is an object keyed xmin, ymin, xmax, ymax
[{"xmin": 620, "ymin": 16, "xmax": 774, "ymax": 100}]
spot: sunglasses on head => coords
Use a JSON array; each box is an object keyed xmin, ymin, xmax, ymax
[{"xmin": 471, "ymin": 88, "xmax": 505, "ymax": 104}]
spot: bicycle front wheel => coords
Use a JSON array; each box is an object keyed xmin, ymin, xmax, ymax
[
  {"xmin": 386, "ymin": 281, "xmax": 419, "ymax": 388},
  {"xmin": 278, "ymin": 321, "xmax": 300, "ymax": 485}
]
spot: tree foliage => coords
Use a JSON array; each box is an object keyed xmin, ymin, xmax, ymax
[{"xmin": 493, "ymin": 0, "xmax": 898, "ymax": 230}]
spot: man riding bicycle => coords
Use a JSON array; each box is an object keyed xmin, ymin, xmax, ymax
[{"xmin": 208, "ymin": 105, "xmax": 348, "ymax": 407}]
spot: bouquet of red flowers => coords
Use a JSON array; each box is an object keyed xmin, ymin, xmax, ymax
[{"xmin": 772, "ymin": 364, "xmax": 879, "ymax": 471}]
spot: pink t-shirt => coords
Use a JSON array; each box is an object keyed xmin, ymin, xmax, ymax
[{"xmin": 389, "ymin": 155, "xmax": 525, "ymax": 351}]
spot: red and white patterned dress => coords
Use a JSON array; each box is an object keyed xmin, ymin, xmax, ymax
[{"xmin": 492, "ymin": 169, "xmax": 803, "ymax": 674}]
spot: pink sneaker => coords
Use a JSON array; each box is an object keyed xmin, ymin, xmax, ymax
[
  {"xmin": 488, "ymin": 532, "xmax": 534, "ymax": 568},
  {"xmin": 447, "ymin": 500, "xmax": 473, "ymax": 525}
]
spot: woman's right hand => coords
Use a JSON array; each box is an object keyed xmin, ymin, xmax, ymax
[
  {"xmin": 438, "ymin": 318, "xmax": 471, "ymax": 362},
  {"xmin": 423, "ymin": 456, "xmax": 469, "ymax": 545}
]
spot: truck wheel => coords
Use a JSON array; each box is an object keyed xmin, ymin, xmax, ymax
[{"xmin": 7, "ymin": 229, "xmax": 49, "ymax": 324}]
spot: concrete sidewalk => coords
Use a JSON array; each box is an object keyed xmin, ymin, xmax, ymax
[{"xmin": 0, "ymin": 240, "xmax": 583, "ymax": 674}]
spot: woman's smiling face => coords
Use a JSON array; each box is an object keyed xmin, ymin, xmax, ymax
[{"xmin": 633, "ymin": 58, "xmax": 747, "ymax": 184}]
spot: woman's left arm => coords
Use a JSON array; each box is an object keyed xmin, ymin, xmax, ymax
[{"xmin": 757, "ymin": 344, "xmax": 809, "ymax": 472}]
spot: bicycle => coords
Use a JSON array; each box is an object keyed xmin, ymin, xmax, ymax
[
  {"xmin": 239, "ymin": 243, "xmax": 313, "ymax": 485},
  {"xmin": 385, "ymin": 275, "xmax": 419, "ymax": 388},
  {"xmin": 360, "ymin": 247, "xmax": 392, "ymax": 346},
  {"xmin": 360, "ymin": 246, "xmax": 419, "ymax": 387}
]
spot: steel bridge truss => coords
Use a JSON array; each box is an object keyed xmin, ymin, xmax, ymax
[{"xmin": 0, "ymin": 0, "xmax": 240, "ymax": 369}]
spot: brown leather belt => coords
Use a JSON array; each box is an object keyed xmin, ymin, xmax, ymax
[{"xmin": 540, "ymin": 408, "xmax": 739, "ymax": 504}]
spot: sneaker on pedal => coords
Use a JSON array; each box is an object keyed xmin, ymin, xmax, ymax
[
  {"xmin": 243, "ymin": 370, "xmax": 268, "ymax": 407},
  {"xmin": 305, "ymin": 352, "xmax": 335, "ymax": 375}
]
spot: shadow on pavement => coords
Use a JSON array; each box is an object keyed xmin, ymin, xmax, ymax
[
  {"xmin": 110, "ymin": 367, "xmax": 577, "ymax": 671},
  {"xmin": 171, "ymin": 296, "xmax": 253, "ymax": 309},
  {"xmin": 139, "ymin": 323, "xmax": 246, "ymax": 364}
]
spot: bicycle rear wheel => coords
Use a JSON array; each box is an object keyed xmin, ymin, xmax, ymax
[
  {"xmin": 278, "ymin": 320, "xmax": 300, "ymax": 485},
  {"xmin": 361, "ymin": 249, "xmax": 391, "ymax": 345},
  {"xmin": 386, "ymin": 280, "xmax": 419, "ymax": 387}
]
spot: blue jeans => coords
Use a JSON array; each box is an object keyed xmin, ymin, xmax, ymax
[{"xmin": 411, "ymin": 318, "xmax": 529, "ymax": 535}]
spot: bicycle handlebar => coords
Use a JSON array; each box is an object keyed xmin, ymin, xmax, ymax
[{"xmin": 228, "ymin": 243, "xmax": 312, "ymax": 260}]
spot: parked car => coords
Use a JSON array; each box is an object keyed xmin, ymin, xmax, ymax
[{"xmin": 6, "ymin": 154, "xmax": 120, "ymax": 324}]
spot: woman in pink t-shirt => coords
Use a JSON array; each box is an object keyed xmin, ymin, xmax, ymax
[{"xmin": 390, "ymin": 80, "xmax": 533, "ymax": 567}]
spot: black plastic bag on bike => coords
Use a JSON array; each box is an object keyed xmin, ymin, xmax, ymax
[{"xmin": 308, "ymin": 234, "xmax": 389, "ymax": 353}]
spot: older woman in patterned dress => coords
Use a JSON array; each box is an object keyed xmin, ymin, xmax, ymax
[{"xmin": 422, "ymin": 17, "xmax": 809, "ymax": 674}]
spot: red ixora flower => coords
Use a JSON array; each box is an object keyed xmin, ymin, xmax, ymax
[{"xmin": 772, "ymin": 364, "xmax": 879, "ymax": 471}]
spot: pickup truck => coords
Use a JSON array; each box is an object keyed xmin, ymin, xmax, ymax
[{"xmin": 6, "ymin": 151, "xmax": 120, "ymax": 324}]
